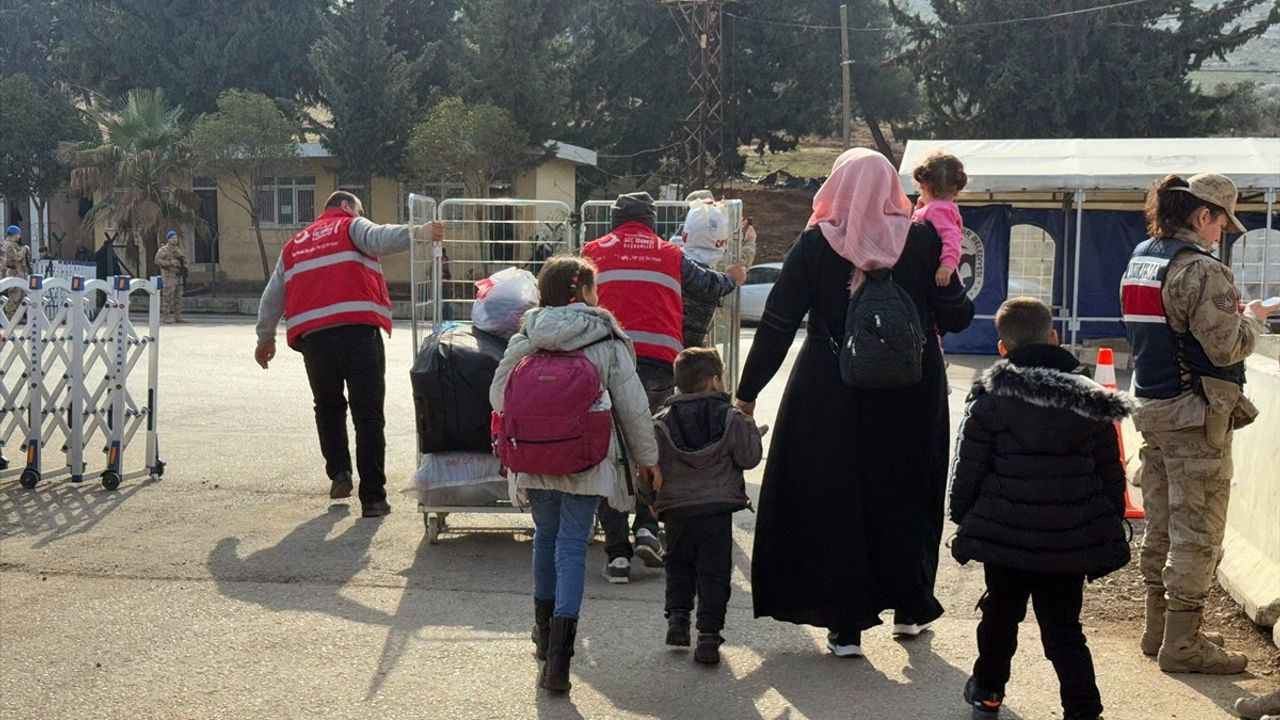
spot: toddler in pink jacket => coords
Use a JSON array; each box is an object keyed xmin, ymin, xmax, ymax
[{"xmin": 911, "ymin": 151, "xmax": 968, "ymax": 287}]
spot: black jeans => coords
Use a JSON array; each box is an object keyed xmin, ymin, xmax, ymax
[
  {"xmin": 664, "ymin": 512, "xmax": 733, "ymax": 633},
  {"xmin": 973, "ymin": 564, "xmax": 1102, "ymax": 719},
  {"xmin": 598, "ymin": 359, "xmax": 672, "ymax": 559},
  {"xmin": 299, "ymin": 325, "xmax": 387, "ymax": 503}
]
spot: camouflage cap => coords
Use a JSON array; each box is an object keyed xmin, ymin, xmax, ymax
[{"xmin": 1173, "ymin": 173, "xmax": 1246, "ymax": 234}]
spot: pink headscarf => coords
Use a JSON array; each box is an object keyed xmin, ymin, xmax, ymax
[{"xmin": 807, "ymin": 148, "xmax": 913, "ymax": 295}]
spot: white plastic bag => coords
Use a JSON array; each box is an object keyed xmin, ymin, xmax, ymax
[
  {"xmin": 403, "ymin": 451, "xmax": 509, "ymax": 507},
  {"xmin": 412, "ymin": 452, "xmax": 503, "ymax": 490},
  {"xmin": 472, "ymin": 267, "xmax": 538, "ymax": 338},
  {"xmin": 682, "ymin": 200, "xmax": 730, "ymax": 266}
]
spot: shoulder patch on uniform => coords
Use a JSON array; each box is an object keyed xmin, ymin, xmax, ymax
[{"xmin": 1212, "ymin": 293, "xmax": 1237, "ymax": 314}]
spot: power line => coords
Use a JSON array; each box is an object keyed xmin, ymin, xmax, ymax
[
  {"xmin": 597, "ymin": 142, "xmax": 682, "ymax": 159},
  {"xmin": 724, "ymin": 0, "xmax": 1169, "ymax": 34}
]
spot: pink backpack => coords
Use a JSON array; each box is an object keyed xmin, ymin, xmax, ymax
[{"xmin": 497, "ymin": 348, "xmax": 614, "ymax": 475}]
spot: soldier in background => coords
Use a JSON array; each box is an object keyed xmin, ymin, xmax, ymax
[
  {"xmin": 155, "ymin": 230, "xmax": 187, "ymax": 323},
  {"xmin": 1120, "ymin": 173, "xmax": 1277, "ymax": 675},
  {"xmin": 2, "ymin": 225, "xmax": 31, "ymax": 317}
]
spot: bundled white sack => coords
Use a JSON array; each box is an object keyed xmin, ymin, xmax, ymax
[
  {"xmin": 472, "ymin": 267, "xmax": 538, "ymax": 339},
  {"xmin": 403, "ymin": 451, "xmax": 509, "ymax": 507},
  {"xmin": 682, "ymin": 199, "xmax": 730, "ymax": 266}
]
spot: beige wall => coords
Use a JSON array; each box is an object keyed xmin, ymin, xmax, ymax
[
  {"xmin": 515, "ymin": 159, "xmax": 577, "ymax": 210},
  {"xmin": 210, "ymin": 160, "xmax": 339, "ymax": 285}
]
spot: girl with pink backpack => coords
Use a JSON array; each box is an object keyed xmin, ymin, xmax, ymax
[{"xmin": 489, "ymin": 255, "xmax": 661, "ymax": 694}]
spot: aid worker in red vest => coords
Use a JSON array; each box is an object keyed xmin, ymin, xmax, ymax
[
  {"xmin": 254, "ymin": 190, "xmax": 440, "ymax": 518},
  {"xmin": 583, "ymin": 192, "xmax": 747, "ymax": 583}
]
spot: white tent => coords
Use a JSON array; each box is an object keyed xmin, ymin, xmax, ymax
[
  {"xmin": 897, "ymin": 138, "xmax": 1280, "ymax": 346},
  {"xmin": 898, "ymin": 138, "xmax": 1280, "ymax": 193}
]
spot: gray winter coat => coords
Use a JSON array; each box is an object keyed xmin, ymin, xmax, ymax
[
  {"xmin": 490, "ymin": 304, "xmax": 659, "ymax": 510},
  {"xmin": 641, "ymin": 391, "xmax": 762, "ymax": 518}
]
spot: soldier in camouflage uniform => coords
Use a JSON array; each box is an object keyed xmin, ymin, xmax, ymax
[
  {"xmin": 1120, "ymin": 173, "xmax": 1276, "ymax": 675},
  {"xmin": 155, "ymin": 230, "xmax": 187, "ymax": 323},
  {"xmin": 2, "ymin": 225, "xmax": 31, "ymax": 318}
]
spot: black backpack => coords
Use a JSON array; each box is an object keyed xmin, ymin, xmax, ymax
[{"xmin": 824, "ymin": 269, "xmax": 926, "ymax": 389}]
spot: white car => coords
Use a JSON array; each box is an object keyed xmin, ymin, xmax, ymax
[{"xmin": 739, "ymin": 262, "xmax": 782, "ymax": 324}]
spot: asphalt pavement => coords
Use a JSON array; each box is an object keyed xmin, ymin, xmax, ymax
[{"xmin": 1, "ymin": 319, "xmax": 1274, "ymax": 719}]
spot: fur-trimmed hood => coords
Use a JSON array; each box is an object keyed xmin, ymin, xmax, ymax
[{"xmin": 971, "ymin": 348, "xmax": 1135, "ymax": 423}]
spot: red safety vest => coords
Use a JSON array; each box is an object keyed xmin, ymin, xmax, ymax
[
  {"xmin": 582, "ymin": 221, "xmax": 684, "ymax": 364},
  {"xmin": 281, "ymin": 208, "xmax": 393, "ymax": 348}
]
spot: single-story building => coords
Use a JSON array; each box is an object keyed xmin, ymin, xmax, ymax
[{"xmin": 1, "ymin": 139, "xmax": 597, "ymax": 291}]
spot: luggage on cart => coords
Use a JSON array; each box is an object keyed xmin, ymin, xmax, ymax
[
  {"xmin": 410, "ymin": 323, "xmax": 507, "ymax": 454},
  {"xmin": 406, "ymin": 451, "xmax": 510, "ymax": 507}
]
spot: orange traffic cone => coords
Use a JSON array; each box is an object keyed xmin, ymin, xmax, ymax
[{"xmin": 1095, "ymin": 348, "xmax": 1144, "ymax": 520}]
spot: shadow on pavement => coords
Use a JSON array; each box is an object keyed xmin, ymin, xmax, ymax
[
  {"xmin": 0, "ymin": 478, "xmax": 150, "ymax": 548},
  {"xmin": 571, "ymin": 622, "xmax": 1018, "ymax": 720},
  {"xmin": 208, "ymin": 505, "xmax": 393, "ymax": 626},
  {"xmin": 1167, "ymin": 671, "xmax": 1263, "ymax": 719}
]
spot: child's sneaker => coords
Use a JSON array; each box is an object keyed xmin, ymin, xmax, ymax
[
  {"xmin": 963, "ymin": 677, "xmax": 1004, "ymax": 719},
  {"xmin": 665, "ymin": 610, "xmax": 691, "ymax": 647},
  {"xmin": 602, "ymin": 557, "xmax": 631, "ymax": 584},
  {"xmin": 634, "ymin": 528, "xmax": 665, "ymax": 567},
  {"xmin": 694, "ymin": 632, "xmax": 723, "ymax": 665}
]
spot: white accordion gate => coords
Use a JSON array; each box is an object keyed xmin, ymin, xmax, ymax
[{"xmin": 1, "ymin": 274, "xmax": 164, "ymax": 490}]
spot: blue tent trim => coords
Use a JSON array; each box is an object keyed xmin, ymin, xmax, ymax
[{"xmin": 941, "ymin": 207, "xmax": 1278, "ymax": 355}]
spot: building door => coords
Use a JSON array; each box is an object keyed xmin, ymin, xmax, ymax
[{"xmin": 194, "ymin": 177, "xmax": 219, "ymax": 264}]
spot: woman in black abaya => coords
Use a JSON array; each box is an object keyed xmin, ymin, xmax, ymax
[{"xmin": 735, "ymin": 148, "xmax": 974, "ymax": 656}]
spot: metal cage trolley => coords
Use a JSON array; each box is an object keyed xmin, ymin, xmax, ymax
[{"xmin": 408, "ymin": 195, "xmax": 576, "ymax": 543}]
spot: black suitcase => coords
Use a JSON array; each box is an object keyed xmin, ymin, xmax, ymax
[{"xmin": 411, "ymin": 325, "xmax": 508, "ymax": 454}]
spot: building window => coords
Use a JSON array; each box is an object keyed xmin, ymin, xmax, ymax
[
  {"xmin": 337, "ymin": 175, "xmax": 370, "ymax": 214},
  {"xmin": 1231, "ymin": 228, "xmax": 1280, "ymax": 301},
  {"xmin": 254, "ymin": 176, "xmax": 315, "ymax": 227},
  {"xmin": 1007, "ymin": 223, "xmax": 1056, "ymax": 307},
  {"xmin": 399, "ymin": 181, "xmax": 465, "ymax": 222}
]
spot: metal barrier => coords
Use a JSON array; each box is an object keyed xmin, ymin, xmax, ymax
[
  {"xmin": 426, "ymin": 198, "xmax": 575, "ymax": 331},
  {"xmin": 579, "ymin": 199, "xmax": 744, "ymax": 395},
  {"xmin": 407, "ymin": 194, "xmax": 438, "ymax": 354},
  {"xmin": 0, "ymin": 274, "xmax": 164, "ymax": 490}
]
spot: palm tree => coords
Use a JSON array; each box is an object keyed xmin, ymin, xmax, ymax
[{"xmin": 58, "ymin": 89, "xmax": 203, "ymax": 277}]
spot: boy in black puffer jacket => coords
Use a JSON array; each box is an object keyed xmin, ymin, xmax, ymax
[
  {"xmin": 950, "ymin": 297, "xmax": 1133, "ymax": 720},
  {"xmin": 639, "ymin": 347, "xmax": 762, "ymax": 665}
]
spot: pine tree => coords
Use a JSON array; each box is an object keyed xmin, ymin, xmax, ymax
[
  {"xmin": 457, "ymin": 0, "xmax": 570, "ymax": 147},
  {"xmin": 310, "ymin": 0, "xmax": 424, "ymax": 187},
  {"xmin": 890, "ymin": 0, "xmax": 1280, "ymax": 138}
]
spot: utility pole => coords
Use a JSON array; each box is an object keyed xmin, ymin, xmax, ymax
[
  {"xmin": 665, "ymin": 0, "xmax": 728, "ymax": 193},
  {"xmin": 840, "ymin": 4, "xmax": 851, "ymax": 148}
]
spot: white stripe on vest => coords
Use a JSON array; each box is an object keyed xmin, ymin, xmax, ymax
[
  {"xmin": 627, "ymin": 330, "xmax": 685, "ymax": 355},
  {"xmin": 597, "ymin": 269, "xmax": 683, "ymax": 295},
  {"xmin": 286, "ymin": 301, "xmax": 393, "ymax": 329},
  {"xmin": 284, "ymin": 251, "xmax": 383, "ymax": 282}
]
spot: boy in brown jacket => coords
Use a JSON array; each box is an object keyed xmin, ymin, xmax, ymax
[{"xmin": 640, "ymin": 347, "xmax": 763, "ymax": 665}]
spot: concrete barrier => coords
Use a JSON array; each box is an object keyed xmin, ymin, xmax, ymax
[{"xmin": 1218, "ymin": 336, "xmax": 1280, "ymax": 647}]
